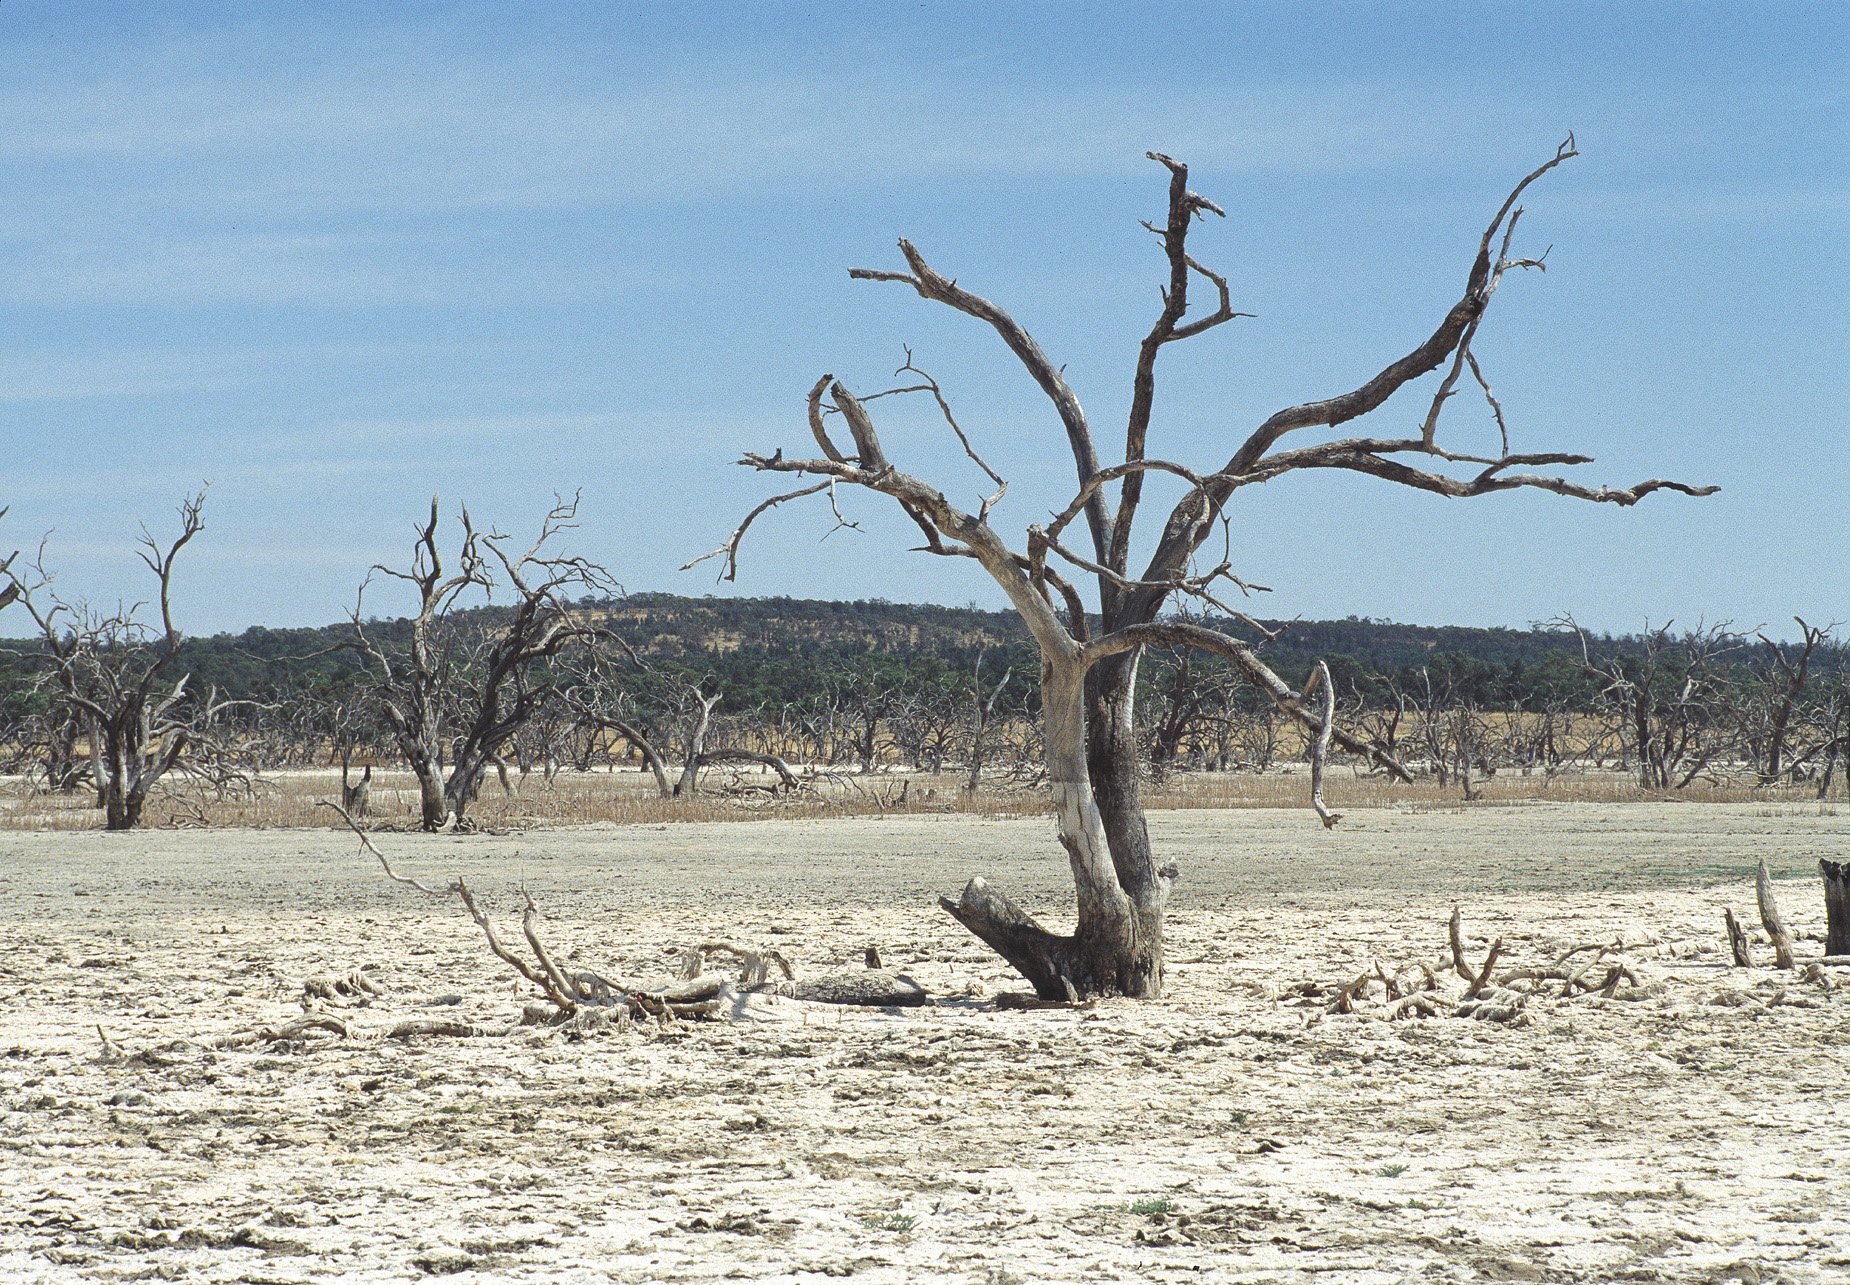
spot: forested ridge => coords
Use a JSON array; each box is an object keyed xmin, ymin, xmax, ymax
[{"xmin": 6, "ymin": 592, "xmax": 1834, "ymax": 715}]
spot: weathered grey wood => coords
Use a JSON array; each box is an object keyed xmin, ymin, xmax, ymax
[
  {"xmin": 0, "ymin": 492, "xmax": 242, "ymax": 829},
  {"xmin": 1756, "ymin": 857, "xmax": 1796, "ymax": 970},
  {"xmin": 1723, "ymin": 907, "xmax": 1752, "ymax": 968},
  {"xmin": 349, "ymin": 495, "xmax": 615, "ymax": 829},
  {"xmin": 341, "ymin": 763, "xmax": 372, "ymax": 817},
  {"xmin": 1822, "ymin": 859, "xmax": 1850, "ymax": 958},
  {"xmin": 783, "ymin": 970, "xmax": 929, "ymax": 1007}
]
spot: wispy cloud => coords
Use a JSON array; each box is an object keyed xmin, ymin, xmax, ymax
[{"xmin": 0, "ymin": 24, "xmax": 1519, "ymax": 220}]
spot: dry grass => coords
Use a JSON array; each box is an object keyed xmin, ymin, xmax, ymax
[{"xmin": 0, "ymin": 762, "xmax": 1833, "ymax": 832}]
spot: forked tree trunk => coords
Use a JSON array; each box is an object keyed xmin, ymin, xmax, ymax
[
  {"xmin": 104, "ymin": 775, "xmax": 144, "ymax": 831},
  {"xmin": 410, "ymin": 759, "xmax": 448, "ymax": 830},
  {"xmin": 941, "ymin": 654, "xmax": 1168, "ymax": 999}
]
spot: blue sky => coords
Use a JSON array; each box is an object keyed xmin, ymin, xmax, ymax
[{"xmin": 3, "ymin": 1, "xmax": 1844, "ymax": 639}]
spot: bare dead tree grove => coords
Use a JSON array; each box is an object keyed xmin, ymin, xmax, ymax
[
  {"xmin": 1, "ymin": 154, "xmax": 1840, "ymax": 870},
  {"xmin": 708, "ymin": 140, "xmax": 1717, "ymax": 998}
]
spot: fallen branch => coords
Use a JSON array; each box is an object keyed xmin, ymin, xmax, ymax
[
  {"xmin": 321, "ymin": 800, "xmax": 732, "ymax": 1024},
  {"xmin": 214, "ymin": 1015, "xmax": 349, "ymax": 1049}
]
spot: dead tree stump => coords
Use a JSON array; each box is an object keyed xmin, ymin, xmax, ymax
[
  {"xmin": 1723, "ymin": 908, "xmax": 1752, "ymax": 968},
  {"xmin": 1756, "ymin": 857, "xmax": 1796, "ymax": 970},
  {"xmin": 1823, "ymin": 859, "xmax": 1850, "ymax": 957}
]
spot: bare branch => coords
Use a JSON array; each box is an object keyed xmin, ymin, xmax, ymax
[
  {"xmin": 851, "ymin": 238, "xmax": 1112, "ymax": 562},
  {"xmin": 896, "ymin": 351, "xmax": 1008, "ymax": 517},
  {"xmin": 1082, "ymin": 620, "xmax": 1414, "ymax": 783},
  {"xmin": 681, "ymin": 481, "xmax": 832, "ymax": 581},
  {"xmin": 1303, "ymin": 660, "xmax": 1343, "ymax": 829}
]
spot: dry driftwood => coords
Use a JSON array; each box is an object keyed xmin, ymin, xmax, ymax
[
  {"xmin": 1756, "ymin": 857, "xmax": 1796, "ymax": 970},
  {"xmin": 1723, "ymin": 907, "xmax": 1753, "ymax": 968},
  {"xmin": 323, "ymin": 801, "xmax": 732, "ymax": 1026},
  {"xmin": 787, "ymin": 969, "xmax": 931, "ymax": 1007},
  {"xmin": 304, "ymin": 968, "xmax": 383, "ymax": 1002},
  {"xmin": 214, "ymin": 1015, "xmax": 350, "ymax": 1049},
  {"xmin": 676, "ymin": 941, "xmax": 794, "ymax": 987},
  {"xmin": 1306, "ymin": 910, "xmax": 1657, "ymax": 1023}
]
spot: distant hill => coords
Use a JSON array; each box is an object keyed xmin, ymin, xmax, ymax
[{"xmin": 6, "ymin": 594, "xmax": 1838, "ymax": 715}]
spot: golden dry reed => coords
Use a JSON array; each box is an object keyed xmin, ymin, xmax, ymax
[{"xmin": 0, "ymin": 762, "xmax": 1828, "ymax": 832}]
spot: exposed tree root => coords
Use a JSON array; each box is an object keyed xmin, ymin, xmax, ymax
[
  {"xmin": 303, "ymin": 968, "xmax": 383, "ymax": 1003},
  {"xmin": 1300, "ymin": 909, "xmax": 1661, "ymax": 1023}
]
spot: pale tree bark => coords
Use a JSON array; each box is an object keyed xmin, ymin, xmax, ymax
[
  {"xmin": 674, "ymin": 688, "xmax": 722, "ymax": 796},
  {"xmin": 964, "ymin": 653, "xmax": 1013, "ymax": 793},
  {"xmin": 701, "ymin": 140, "xmax": 1714, "ymax": 998}
]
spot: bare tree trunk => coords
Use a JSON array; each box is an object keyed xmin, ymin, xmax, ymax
[
  {"xmin": 964, "ymin": 658, "xmax": 1012, "ymax": 794},
  {"xmin": 675, "ymin": 692, "xmax": 722, "ymax": 797},
  {"xmin": 1823, "ymin": 859, "xmax": 1850, "ymax": 958},
  {"xmin": 943, "ymin": 655, "xmax": 1167, "ymax": 999},
  {"xmin": 608, "ymin": 720, "xmax": 672, "ymax": 798},
  {"xmin": 411, "ymin": 758, "xmax": 448, "ymax": 830},
  {"xmin": 89, "ymin": 715, "xmax": 108, "ymax": 811}
]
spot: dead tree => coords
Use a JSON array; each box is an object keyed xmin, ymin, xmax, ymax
[
  {"xmin": 351, "ymin": 495, "xmax": 616, "ymax": 830},
  {"xmin": 1751, "ymin": 618, "xmax": 1830, "ymax": 785},
  {"xmin": 563, "ymin": 659, "xmax": 797, "ymax": 799},
  {"xmin": 965, "ymin": 652, "xmax": 1014, "ymax": 792},
  {"xmin": 701, "ymin": 141, "xmax": 1712, "ymax": 998},
  {"xmin": 668, "ymin": 681, "xmax": 801, "ymax": 796},
  {"xmin": 1815, "ymin": 684, "xmax": 1849, "ymax": 800},
  {"xmin": 2, "ymin": 492, "xmax": 243, "ymax": 829}
]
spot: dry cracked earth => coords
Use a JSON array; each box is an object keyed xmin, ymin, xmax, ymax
[{"xmin": 1, "ymin": 802, "xmax": 1847, "ymax": 1283}]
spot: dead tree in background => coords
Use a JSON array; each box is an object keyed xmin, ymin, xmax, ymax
[
  {"xmin": 1751, "ymin": 618, "xmax": 1829, "ymax": 785},
  {"xmin": 351, "ymin": 494, "xmax": 616, "ymax": 830},
  {"xmin": 703, "ymin": 141, "xmax": 1713, "ymax": 999},
  {"xmin": 965, "ymin": 652, "xmax": 1014, "ymax": 791},
  {"xmin": 562, "ymin": 658, "xmax": 797, "ymax": 798},
  {"xmin": 1562, "ymin": 618, "xmax": 1739, "ymax": 790},
  {"xmin": 560, "ymin": 652, "xmax": 676, "ymax": 796},
  {"xmin": 1, "ymin": 492, "xmax": 245, "ymax": 829},
  {"xmin": 1815, "ymin": 683, "xmax": 1849, "ymax": 800}
]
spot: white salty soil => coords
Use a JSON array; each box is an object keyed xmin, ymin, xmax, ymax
[{"xmin": 1, "ymin": 802, "xmax": 1846, "ymax": 1284}]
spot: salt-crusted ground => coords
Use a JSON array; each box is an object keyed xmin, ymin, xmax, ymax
[{"xmin": 1, "ymin": 802, "xmax": 1846, "ymax": 1283}]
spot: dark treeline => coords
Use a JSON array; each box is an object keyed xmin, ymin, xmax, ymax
[
  {"xmin": 4, "ymin": 592, "xmax": 1847, "ymax": 828},
  {"xmin": 4, "ymin": 594, "xmax": 1842, "ymax": 718}
]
